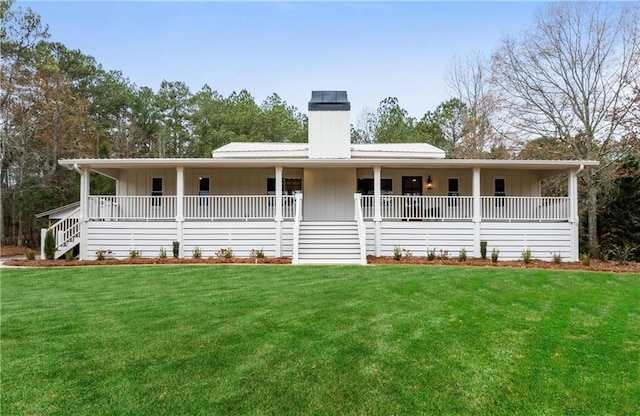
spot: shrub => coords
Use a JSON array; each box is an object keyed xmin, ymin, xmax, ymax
[
  {"xmin": 129, "ymin": 249, "xmax": 141, "ymax": 259},
  {"xmin": 64, "ymin": 250, "xmax": 74, "ymax": 262},
  {"xmin": 606, "ymin": 243, "xmax": 638, "ymax": 265},
  {"xmin": 426, "ymin": 247, "xmax": 436, "ymax": 261},
  {"xmin": 250, "ymin": 248, "xmax": 265, "ymax": 259},
  {"xmin": 96, "ymin": 249, "xmax": 112, "ymax": 261},
  {"xmin": 44, "ymin": 229, "xmax": 56, "ymax": 260},
  {"xmin": 193, "ymin": 246, "xmax": 202, "ymax": 259},
  {"xmin": 393, "ymin": 245, "xmax": 403, "ymax": 261},
  {"xmin": 458, "ymin": 247, "xmax": 467, "ymax": 262},
  {"xmin": 216, "ymin": 247, "xmax": 233, "ymax": 259},
  {"xmin": 491, "ymin": 248, "xmax": 499, "ymax": 263},
  {"xmin": 581, "ymin": 253, "xmax": 590, "ymax": 267},
  {"xmin": 172, "ymin": 241, "xmax": 180, "ymax": 258},
  {"xmin": 159, "ymin": 247, "xmax": 167, "ymax": 259},
  {"xmin": 480, "ymin": 240, "xmax": 488, "ymax": 260},
  {"xmin": 26, "ymin": 248, "xmax": 36, "ymax": 260},
  {"xmin": 403, "ymin": 248, "xmax": 413, "ymax": 258},
  {"xmin": 552, "ymin": 252, "xmax": 562, "ymax": 264},
  {"xmin": 438, "ymin": 249, "xmax": 449, "ymax": 260},
  {"xmin": 521, "ymin": 248, "xmax": 532, "ymax": 264}
]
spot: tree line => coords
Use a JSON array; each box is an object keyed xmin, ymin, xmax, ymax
[{"xmin": 1, "ymin": 1, "xmax": 639, "ymax": 260}]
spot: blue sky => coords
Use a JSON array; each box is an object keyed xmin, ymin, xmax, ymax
[{"xmin": 19, "ymin": 1, "xmax": 545, "ymax": 119}]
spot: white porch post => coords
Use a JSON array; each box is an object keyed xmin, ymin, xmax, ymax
[
  {"xmin": 274, "ymin": 165, "xmax": 283, "ymax": 257},
  {"xmin": 176, "ymin": 166, "xmax": 185, "ymax": 258},
  {"xmin": 472, "ymin": 167, "xmax": 481, "ymax": 258},
  {"xmin": 373, "ymin": 165, "xmax": 382, "ymax": 257},
  {"xmin": 79, "ymin": 166, "xmax": 89, "ymax": 260},
  {"xmin": 568, "ymin": 168, "xmax": 579, "ymax": 261}
]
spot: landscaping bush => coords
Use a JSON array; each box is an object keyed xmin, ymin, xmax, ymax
[
  {"xmin": 159, "ymin": 247, "xmax": 167, "ymax": 259},
  {"xmin": 522, "ymin": 248, "xmax": 532, "ymax": 264},
  {"xmin": 480, "ymin": 240, "xmax": 488, "ymax": 260},
  {"xmin": 193, "ymin": 246, "xmax": 202, "ymax": 259},
  {"xmin": 172, "ymin": 241, "xmax": 180, "ymax": 258},
  {"xmin": 491, "ymin": 248, "xmax": 499, "ymax": 263},
  {"xmin": 44, "ymin": 229, "xmax": 55, "ymax": 260},
  {"xmin": 458, "ymin": 247, "xmax": 467, "ymax": 262},
  {"xmin": 26, "ymin": 248, "xmax": 36, "ymax": 260},
  {"xmin": 393, "ymin": 245, "xmax": 403, "ymax": 261}
]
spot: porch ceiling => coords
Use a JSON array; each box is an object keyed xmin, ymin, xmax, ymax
[{"xmin": 59, "ymin": 158, "xmax": 599, "ymax": 173}]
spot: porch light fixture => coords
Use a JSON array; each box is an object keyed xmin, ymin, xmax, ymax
[{"xmin": 426, "ymin": 175, "xmax": 433, "ymax": 190}]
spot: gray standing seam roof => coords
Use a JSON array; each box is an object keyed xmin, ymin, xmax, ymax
[{"xmin": 308, "ymin": 90, "xmax": 351, "ymax": 111}]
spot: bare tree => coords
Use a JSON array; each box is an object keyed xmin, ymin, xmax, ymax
[
  {"xmin": 491, "ymin": 2, "xmax": 640, "ymax": 258},
  {"xmin": 446, "ymin": 51, "xmax": 501, "ymax": 158}
]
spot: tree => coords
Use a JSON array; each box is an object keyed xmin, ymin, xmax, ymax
[
  {"xmin": 374, "ymin": 97, "xmax": 416, "ymax": 143},
  {"xmin": 259, "ymin": 93, "xmax": 306, "ymax": 143},
  {"xmin": 156, "ymin": 80, "xmax": 193, "ymax": 157},
  {"xmin": 491, "ymin": 2, "xmax": 640, "ymax": 258},
  {"xmin": 446, "ymin": 51, "xmax": 499, "ymax": 157},
  {"xmin": 351, "ymin": 106, "xmax": 378, "ymax": 144},
  {"xmin": 416, "ymin": 98, "xmax": 467, "ymax": 157}
]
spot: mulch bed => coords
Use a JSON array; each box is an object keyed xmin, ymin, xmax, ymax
[
  {"xmin": 2, "ymin": 245, "xmax": 638, "ymax": 273},
  {"xmin": 3, "ymin": 256, "xmax": 292, "ymax": 267},
  {"xmin": 367, "ymin": 256, "xmax": 640, "ymax": 274}
]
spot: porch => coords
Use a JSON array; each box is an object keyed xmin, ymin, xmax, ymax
[{"xmin": 85, "ymin": 194, "xmax": 570, "ymax": 222}]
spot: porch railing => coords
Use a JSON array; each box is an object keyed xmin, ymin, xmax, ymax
[
  {"xmin": 88, "ymin": 195, "xmax": 296, "ymax": 220},
  {"xmin": 361, "ymin": 195, "xmax": 569, "ymax": 221},
  {"xmin": 481, "ymin": 196, "xmax": 569, "ymax": 221},
  {"xmin": 362, "ymin": 195, "xmax": 474, "ymax": 220},
  {"xmin": 88, "ymin": 196, "xmax": 176, "ymax": 220}
]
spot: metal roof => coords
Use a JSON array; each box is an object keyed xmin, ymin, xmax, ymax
[
  {"xmin": 308, "ymin": 91, "xmax": 350, "ymax": 111},
  {"xmin": 211, "ymin": 142, "xmax": 446, "ymax": 159},
  {"xmin": 59, "ymin": 157, "xmax": 599, "ymax": 171}
]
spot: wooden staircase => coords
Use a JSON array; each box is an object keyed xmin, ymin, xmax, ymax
[
  {"xmin": 297, "ymin": 221, "xmax": 363, "ymax": 264},
  {"xmin": 41, "ymin": 207, "xmax": 82, "ymax": 259}
]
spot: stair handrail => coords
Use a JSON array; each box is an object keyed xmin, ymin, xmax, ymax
[
  {"xmin": 354, "ymin": 193, "xmax": 367, "ymax": 265},
  {"xmin": 41, "ymin": 206, "xmax": 81, "ymax": 258},
  {"xmin": 292, "ymin": 192, "xmax": 303, "ymax": 264}
]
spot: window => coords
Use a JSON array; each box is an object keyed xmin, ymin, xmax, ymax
[
  {"xmin": 198, "ymin": 177, "xmax": 210, "ymax": 196},
  {"xmin": 356, "ymin": 178, "xmax": 393, "ymax": 195},
  {"xmin": 151, "ymin": 177, "xmax": 163, "ymax": 206},
  {"xmin": 267, "ymin": 178, "xmax": 302, "ymax": 195},
  {"xmin": 198, "ymin": 177, "xmax": 210, "ymax": 206},
  {"xmin": 495, "ymin": 178, "xmax": 506, "ymax": 206},
  {"xmin": 494, "ymin": 178, "xmax": 506, "ymax": 196},
  {"xmin": 448, "ymin": 178, "xmax": 459, "ymax": 196}
]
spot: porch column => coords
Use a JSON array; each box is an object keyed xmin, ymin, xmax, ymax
[
  {"xmin": 275, "ymin": 165, "xmax": 283, "ymax": 257},
  {"xmin": 176, "ymin": 166, "xmax": 184, "ymax": 258},
  {"xmin": 568, "ymin": 167, "xmax": 580, "ymax": 262},
  {"xmin": 472, "ymin": 167, "xmax": 481, "ymax": 258},
  {"xmin": 373, "ymin": 165, "xmax": 382, "ymax": 257},
  {"xmin": 79, "ymin": 166, "xmax": 90, "ymax": 260}
]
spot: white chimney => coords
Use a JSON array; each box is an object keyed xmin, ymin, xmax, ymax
[{"xmin": 307, "ymin": 91, "xmax": 351, "ymax": 159}]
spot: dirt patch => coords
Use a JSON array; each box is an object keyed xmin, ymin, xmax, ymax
[{"xmin": 0, "ymin": 245, "xmax": 30, "ymax": 257}]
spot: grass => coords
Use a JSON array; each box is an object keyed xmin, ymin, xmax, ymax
[{"xmin": 2, "ymin": 265, "xmax": 639, "ymax": 415}]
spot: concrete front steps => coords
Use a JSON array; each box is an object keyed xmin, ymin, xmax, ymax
[{"xmin": 297, "ymin": 221, "xmax": 363, "ymax": 265}]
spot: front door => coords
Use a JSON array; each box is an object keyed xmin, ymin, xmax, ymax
[
  {"xmin": 402, "ymin": 176, "xmax": 422, "ymax": 196},
  {"xmin": 402, "ymin": 176, "xmax": 422, "ymax": 219}
]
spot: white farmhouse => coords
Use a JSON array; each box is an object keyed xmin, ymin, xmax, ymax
[{"xmin": 47, "ymin": 91, "xmax": 598, "ymax": 264}]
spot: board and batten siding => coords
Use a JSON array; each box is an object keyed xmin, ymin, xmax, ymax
[
  {"xmin": 182, "ymin": 221, "xmax": 279, "ymax": 258},
  {"xmin": 303, "ymin": 168, "xmax": 356, "ymax": 220},
  {"xmin": 368, "ymin": 221, "xmax": 475, "ymax": 257},
  {"xmin": 86, "ymin": 221, "xmax": 177, "ymax": 260},
  {"xmin": 480, "ymin": 222, "xmax": 572, "ymax": 261}
]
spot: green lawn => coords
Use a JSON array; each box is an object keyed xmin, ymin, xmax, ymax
[{"xmin": 2, "ymin": 265, "xmax": 639, "ymax": 415}]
